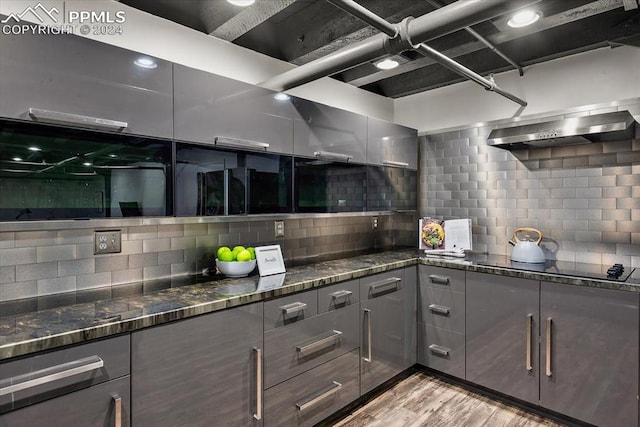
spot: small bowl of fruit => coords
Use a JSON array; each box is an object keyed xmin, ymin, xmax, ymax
[{"xmin": 216, "ymin": 245, "xmax": 257, "ymax": 278}]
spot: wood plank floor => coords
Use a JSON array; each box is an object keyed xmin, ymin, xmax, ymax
[{"xmin": 329, "ymin": 372, "xmax": 566, "ymax": 427}]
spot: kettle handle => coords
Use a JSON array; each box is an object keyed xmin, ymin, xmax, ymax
[{"xmin": 513, "ymin": 227, "xmax": 543, "ymax": 245}]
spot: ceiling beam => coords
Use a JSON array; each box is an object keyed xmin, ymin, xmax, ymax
[
  {"xmin": 345, "ymin": 0, "xmax": 626, "ymax": 87},
  {"xmin": 210, "ymin": 0, "xmax": 297, "ymax": 41}
]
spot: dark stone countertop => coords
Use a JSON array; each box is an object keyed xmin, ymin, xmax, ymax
[{"xmin": 1, "ymin": 249, "xmax": 637, "ymax": 361}]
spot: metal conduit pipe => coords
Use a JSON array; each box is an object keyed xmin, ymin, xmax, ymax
[
  {"xmin": 260, "ymin": 0, "xmax": 539, "ymax": 92},
  {"xmin": 414, "ymin": 44, "xmax": 527, "ymax": 106},
  {"xmin": 328, "ymin": 0, "xmax": 527, "ymax": 106},
  {"xmin": 326, "ymin": 0, "xmax": 398, "ymax": 37}
]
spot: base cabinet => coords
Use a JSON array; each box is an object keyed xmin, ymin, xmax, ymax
[
  {"xmin": 131, "ymin": 303, "xmax": 264, "ymax": 427},
  {"xmin": 465, "ymin": 272, "xmax": 540, "ymax": 405},
  {"xmin": 540, "ymin": 282, "xmax": 639, "ymax": 427}
]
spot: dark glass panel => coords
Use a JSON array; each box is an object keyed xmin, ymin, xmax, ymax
[
  {"xmin": 0, "ymin": 120, "xmax": 171, "ymax": 220},
  {"xmin": 367, "ymin": 166, "xmax": 417, "ymax": 211}
]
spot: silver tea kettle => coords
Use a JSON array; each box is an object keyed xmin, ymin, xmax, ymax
[{"xmin": 509, "ymin": 227, "xmax": 546, "ymax": 263}]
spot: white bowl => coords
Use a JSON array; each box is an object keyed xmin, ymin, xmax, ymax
[{"xmin": 216, "ymin": 259, "xmax": 256, "ymax": 278}]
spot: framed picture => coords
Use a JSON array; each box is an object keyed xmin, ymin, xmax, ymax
[{"xmin": 255, "ymin": 245, "xmax": 286, "ymax": 276}]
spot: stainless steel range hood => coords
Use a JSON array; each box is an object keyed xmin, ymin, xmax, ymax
[{"xmin": 487, "ymin": 110, "xmax": 637, "ymax": 149}]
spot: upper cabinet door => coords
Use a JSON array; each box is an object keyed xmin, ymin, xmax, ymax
[
  {"xmin": 367, "ymin": 118, "xmax": 418, "ymax": 169},
  {"xmin": 292, "ymin": 97, "xmax": 367, "ymax": 164},
  {"xmin": 0, "ymin": 32, "xmax": 172, "ymax": 139},
  {"xmin": 174, "ymin": 65, "xmax": 294, "ymax": 154}
]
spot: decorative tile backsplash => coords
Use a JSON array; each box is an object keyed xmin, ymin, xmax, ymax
[
  {"xmin": 0, "ymin": 213, "xmax": 416, "ymax": 301},
  {"xmin": 420, "ymin": 124, "xmax": 639, "ymax": 267}
]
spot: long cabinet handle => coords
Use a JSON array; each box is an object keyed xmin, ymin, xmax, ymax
[
  {"xmin": 314, "ymin": 150, "xmax": 352, "ymax": 162},
  {"xmin": 214, "ymin": 136, "xmax": 269, "ymax": 151},
  {"xmin": 382, "ymin": 160, "xmax": 409, "ymax": 168},
  {"xmin": 253, "ymin": 348, "xmax": 263, "ymax": 421},
  {"xmin": 546, "ymin": 317, "xmax": 553, "ymax": 377},
  {"xmin": 428, "ymin": 275, "xmax": 450, "ymax": 285},
  {"xmin": 280, "ymin": 302, "xmax": 307, "ymax": 315},
  {"xmin": 363, "ymin": 309, "xmax": 372, "ymax": 363},
  {"xmin": 297, "ymin": 330, "xmax": 343, "ymax": 355},
  {"xmin": 296, "ymin": 381, "xmax": 342, "ymax": 412},
  {"xmin": 428, "ymin": 344, "xmax": 450, "ymax": 356},
  {"xmin": 0, "ymin": 355, "xmax": 104, "ymax": 396},
  {"xmin": 112, "ymin": 394, "xmax": 122, "ymax": 427},
  {"xmin": 526, "ymin": 313, "xmax": 533, "ymax": 371},
  {"xmin": 28, "ymin": 108, "xmax": 128, "ymax": 131},
  {"xmin": 330, "ymin": 290, "xmax": 353, "ymax": 299},
  {"xmin": 428, "ymin": 304, "xmax": 450, "ymax": 315},
  {"xmin": 368, "ymin": 277, "xmax": 401, "ymax": 296}
]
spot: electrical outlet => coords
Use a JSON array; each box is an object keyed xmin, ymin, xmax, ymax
[
  {"xmin": 372, "ymin": 216, "xmax": 379, "ymax": 230},
  {"xmin": 274, "ymin": 220, "xmax": 285, "ymax": 238},
  {"xmin": 94, "ymin": 230, "xmax": 122, "ymax": 254}
]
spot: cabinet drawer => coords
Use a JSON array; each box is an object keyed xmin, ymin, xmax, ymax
[
  {"xmin": 317, "ymin": 280, "xmax": 360, "ymax": 314},
  {"xmin": 1, "ymin": 335, "xmax": 130, "ymax": 413},
  {"xmin": 0, "ymin": 376, "xmax": 129, "ymax": 427},
  {"xmin": 264, "ymin": 290, "xmax": 318, "ymax": 331},
  {"xmin": 360, "ymin": 270, "xmax": 404, "ymax": 300},
  {"xmin": 264, "ymin": 349, "xmax": 359, "ymax": 427},
  {"xmin": 417, "ymin": 323, "xmax": 465, "ymax": 379},
  {"xmin": 264, "ymin": 303, "xmax": 359, "ymax": 388},
  {"xmin": 417, "ymin": 286, "xmax": 465, "ymax": 333},
  {"xmin": 419, "ymin": 265, "xmax": 465, "ymax": 293}
]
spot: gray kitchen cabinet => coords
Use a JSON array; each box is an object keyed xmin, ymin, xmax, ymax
[
  {"xmin": 417, "ymin": 266, "xmax": 466, "ymax": 378},
  {"xmin": 292, "ymin": 97, "xmax": 367, "ymax": 164},
  {"xmin": 0, "ymin": 335, "xmax": 131, "ymax": 426},
  {"xmin": 0, "ymin": 32, "xmax": 172, "ymax": 139},
  {"xmin": 465, "ymin": 272, "xmax": 540, "ymax": 405},
  {"xmin": 360, "ymin": 269, "xmax": 407, "ymax": 395},
  {"xmin": 366, "ymin": 117, "xmax": 418, "ymax": 169},
  {"xmin": 263, "ymin": 349, "xmax": 360, "ymax": 427},
  {"xmin": 174, "ymin": 65, "xmax": 294, "ymax": 154},
  {"xmin": 404, "ymin": 266, "xmax": 417, "ymax": 368},
  {"xmin": 131, "ymin": 303, "xmax": 264, "ymax": 427},
  {"xmin": 540, "ymin": 282, "xmax": 639, "ymax": 427}
]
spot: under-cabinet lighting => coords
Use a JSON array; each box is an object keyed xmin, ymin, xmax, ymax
[
  {"xmin": 274, "ymin": 93, "xmax": 290, "ymax": 101},
  {"xmin": 83, "ymin": 162, "xmax": 92, "ymax": 166},
  {"xmin": 507, "ymin": 9, "xmax": 540, "ymax": 28},
  {"xmin": 134, "ymin": 57, "xmax": 158, "ymax": 69},
  {"xmin": 12, "ymin": 157, "xmax": 23, "ymax": 161},
  {"xmin": 28, "ymin": 146, "xmax": 41, "ymax": 152},
  {"xmin": 227, "ymin": 0, "xmax": 255, "ymax": 6},
  {"xmin": 375, "ymin": 58, "xmax": 399, "ymax": 70}
]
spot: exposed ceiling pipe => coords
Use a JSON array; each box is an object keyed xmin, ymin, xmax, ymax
[
  {"xmin": 326, "ymin": 0, "xmax": 527, "ymax": 106},
  {"xmin": 425, "ymin": 0, "xmax": 524, "ymax": 76},
  {"xmin": 260, "ymin": 0, "xmax": 540, "ymax": 93}
]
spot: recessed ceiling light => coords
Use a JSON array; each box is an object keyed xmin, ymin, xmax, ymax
[
  {"xmin": 375, "ymin": 58, "xmax": 399, "ymax": 70},
  {"xmin": 109, "ymin": 154, "xmax": 118, "ymax": 158},
  {"xmin": 134, "ymin": 57, "xmax": 158, "ymax": 69},
  {"xmin": 83, "ymin": 162, "xmax": 92, "ymax": 166},
  {"xmin": 274, "ymin": 93, "xmax": 290, "ymax": 101},
  {"xmin": 28, "ymin": 146, "xmax": 41, "ymax": 152},
  {"xmin": 507, "ymin": 9, "xmax": 540, "ymax": 28},
  {"xmin": 227, "ymin": 0, "xmax": 255, "ymax": 6},
  {"xmin": 382, "ymin": 136, "xmax": 391, "ymax": 141},
  {"xmin": 12, "ymin": 157, "xmax": 22, "ymax": 161}
]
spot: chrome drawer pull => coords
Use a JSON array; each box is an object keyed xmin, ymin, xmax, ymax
[
  {"xmin": 296, "ymin": 381, "xmax": 342, "ymax": 412},
  {"xmin": 369, "ymin": 277, "xmax": 401, "ymax": 296},
  {"xmin": 526, "ymin": 313, "xmax": 533, "ymax": 372},
  {"xmin": 428, "ymin": 344, "xmax": 450, "ymax": 356},
  {"xmin": 314, "ymin": 150, "xmax": 352, "ymax": 162},
  {"xmin": 546, "ymin": 317, "xmax": 553, "ymax": 377},
  {"xmin": 0, "ymin": 355, "xmax": 104, "ymax": 396},
  {"xmin": 429, "ymin": 275, "xmax": 450, "ymax": 285},
  {"xmin": 296, "ymin": 330, "xmax": 343, "ymax": 355},
  {"xmin": 279, "ymin": 302, "xmax": 307, "ymax": 315},
  {"xmin": 28, "ymin": 108, "xmax": 128, "ymax": 131},
  {"xmin": 253, "ymin": 348, "xmax": 263, "ymax": 420},
  {"xmin": 214, "ymin": 136, "xmax": 270, "ymax": 151},
  {"xmin": 112, "ymin": 394, "xmax": 122, "ymax": 427},
  {"xmin": 330, "ymin": 290, "xmax": 353, "ymax": 299},
  {"xmin": 363, "ymin": 309, "xmax": 372, "ymax": 363},
  {"xmin": 382, "ymin": 160, "xmax": 409, "ymax": 168},
  {"xmin": 428, "ymin": 304, "xmax": 450, "ymax": 315}
]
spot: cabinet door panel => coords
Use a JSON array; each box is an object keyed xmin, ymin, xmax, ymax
[
  {"xmin": 417, "ymin": 323, "xmax": 465, "ymax": 378},
  {"xmin": 1, "ymin": 376, "xmax": 130, "ymax": 427},
  {"xmin": 540, "ymin": 282, "xmax": 639, "ymax": 427},
  {"xmin": 0, "ymin": 32, "xmax": 172, "ymax": 138},
  {"xmin": 367, "ymin": 117, "xmax": 418, "ymax": 169},
  {"xmin": 174, "ymin": 65, "xmax": 293, "ymax": 154},
  {"xmin": 417, "ymin": 286, "xmax": 465, "ymax": 333},
  {"xmin": 292, "ymin": 98, "xmax": 366, "ymax": 163},
  {"xmin": 465, "ymin": 272, "xmax": 539, "ymax": 405},
  {"xmin": 132, "ymin": 304, "xmax": 263, "ymax": 427}
]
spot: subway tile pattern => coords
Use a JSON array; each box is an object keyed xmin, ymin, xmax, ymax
[
  {"xmin": 420, "ymin": 121, "xmax": 639, "ymax": 268},
  {"xmin": 0, "ymin": 213, "xmax": 415, "ymax": 301}
]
